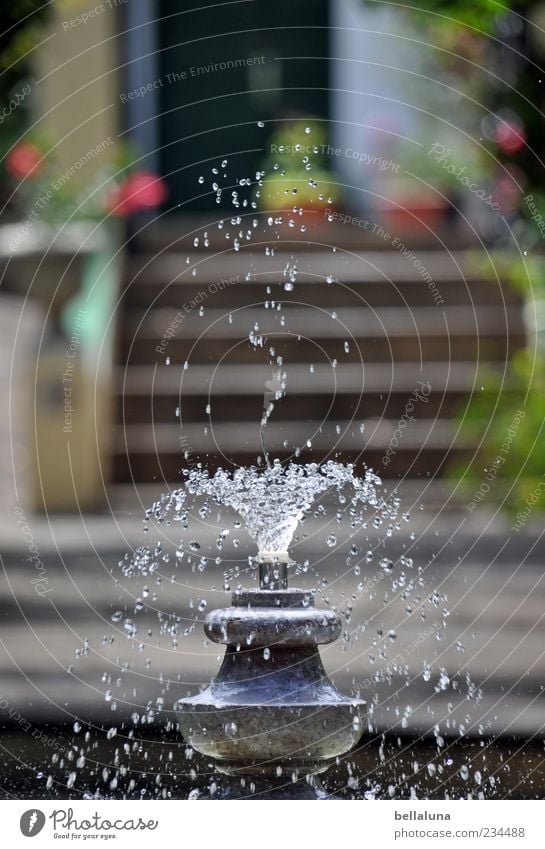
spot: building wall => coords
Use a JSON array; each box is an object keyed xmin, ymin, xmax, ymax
[{"xmin": 33, "ymin": 0, "xmax": 121, "ymax": 180}]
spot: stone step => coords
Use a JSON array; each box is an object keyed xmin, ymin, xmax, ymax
[
  {"xmin": 125, "ymin": 249, "xmax": 510, "ymax": 289},
  {"xmin": 119, "ymin": 391, "xmax": 466, "ymax": 423},
  {"xmin": 123, "ymin": 251, "xmax": 518, "ymax": 309},
  {"xmin": 3, "ymin": 527, "xmax": 544, "ymax": 737},
  {"xmin": 121, "ymin": 334, "xmax": 521, "ymax": 365},
  {"xmin": 113, "ymin": 417, "xmax": 469, "ymax": 454},
  {"xmin": 114, "ymin": 245, "xmax": 524, "ymax": 483},
  {"xmin": 117, "ymin": 360, "xmax": 499, "ymax": 397},
  {"xmin": 123, "ymin": 304, "xmax": 524, "ymax": 340}
]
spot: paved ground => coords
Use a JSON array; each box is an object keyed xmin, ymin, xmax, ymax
[{"xmin": 1, "ymin": 482, "xmax": 544, "ymax": 741}]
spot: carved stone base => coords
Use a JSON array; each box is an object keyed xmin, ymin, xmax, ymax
[{"xmin": 176, "ymin": 587, "xmax": 365, "ymax": 778}]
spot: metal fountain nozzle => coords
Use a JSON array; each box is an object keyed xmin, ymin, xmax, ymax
[
  {"xmin": 175, "ymin": 550, "xmax": 366, "ymax": 797},
  {"xmin": 257, "ymin": 550, "xmax": 289, "ymax": 590}
]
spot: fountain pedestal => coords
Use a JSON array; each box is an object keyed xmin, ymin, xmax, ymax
[{"xmin": 176, "ymin": 561, "xmax": 365, "ymax": 797}]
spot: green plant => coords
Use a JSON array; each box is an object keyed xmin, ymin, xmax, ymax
[
  {"xmin": 0, "ymin": 2, "xmax": 52, "ymax": 106},
  {"xmin": 257, "ymin": 119, "xmax": 339, "ymax": 211},
  {"xmin": 452, "ymin": 349, "xmax": 545, "ymax": 513}
]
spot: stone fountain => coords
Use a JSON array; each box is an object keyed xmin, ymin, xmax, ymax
[{"xmin": 176, "ymin": 551, "xmax": 366, "ymax": 799}]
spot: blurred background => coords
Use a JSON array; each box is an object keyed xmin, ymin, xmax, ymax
[{"xmin": 1, "ymin": 0, "xmax": 545, "ymax": 798}]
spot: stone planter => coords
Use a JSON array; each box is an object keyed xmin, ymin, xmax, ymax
[{"xmin": 0, "ymin": 221, "xmax": 122, "ymax": 512}]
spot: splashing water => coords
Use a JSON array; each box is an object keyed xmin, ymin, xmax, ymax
[
  {"xmin": 129, "ymin": 460, "xmax": 399, "ymax": 572},
  {"xmin": 38, "ymin": 127, "xmax": 502, "ymax": 803}
]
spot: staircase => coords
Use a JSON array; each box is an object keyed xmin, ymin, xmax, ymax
[{"xmin": 113, "ymin": 222, "xmax": 525, "ymax": 490}]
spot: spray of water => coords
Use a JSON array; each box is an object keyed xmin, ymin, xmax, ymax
[{"xmin": 129, "ymin": 460, "xmax": 398, "ymax": 571}]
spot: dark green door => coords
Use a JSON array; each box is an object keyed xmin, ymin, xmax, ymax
[{"xmin": 158, "ymin": 0, "xmax": 329, "ymax": 211}]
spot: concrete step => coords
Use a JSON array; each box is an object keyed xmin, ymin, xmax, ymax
[
  {"xmin": 121, "ymin": 334, "xmax": 521, "ymax": 364},
  {"xmin": 125, "ymin": 249, "xmax": 512, "ymax": 288},
  {"xmin": 123, "ymin": 250, "xmax": 518, "ymax": 308},
  {"xmin": 117, "ymin": 361, "xmax": 500, "ymax": 396},
  {"xmin": 2, "ymin": 523, "xmax": 544, "ymax": 738},
  {"xmin": 113, "ymin": 417, "xmax": 470, "ymax": 454},
  {"xmin": 124, "ymin": 304, "xmax": 524, "ymax": 340},
  {"xmin": 120, "ymin": 391, "xmax": 467, "ymax": 423},
  {"xmin": 114, "ymin": 245, "xmax": 525, "ymax": 484}
]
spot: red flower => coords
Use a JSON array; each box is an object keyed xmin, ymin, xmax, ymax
[
  {"xmin": 107, "ymin": 171, "xmax": 167, "ymax": 216},
  {"xmin": 6, "ymin": 142, "xmax": 42, "ymax": 179},
  {"xmin": 494, "ymin": 120, "xmax": 526, "ymax": 155}
]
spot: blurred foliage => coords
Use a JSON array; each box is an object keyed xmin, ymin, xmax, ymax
[
  {"xmin": 451, "ymin": 349, "xmax": 545, "ymax": 513},
  {"xmin": 396, "ymin": 1, "xmax": 545, "ymax": 512},
  {"xmin": 402, "ymin": 1, "xmax": 545, "ymax": 240},
  {"xmin": 399, "ymin": 0, "xmax": 518, "ymax": 31},
  {"xmin": 452, "ymin": 250, "xmax": 545, "ymax": 512},
  {"xmin": 0, "ymin": 1, "xmax": 52, "ymax": 101}
]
